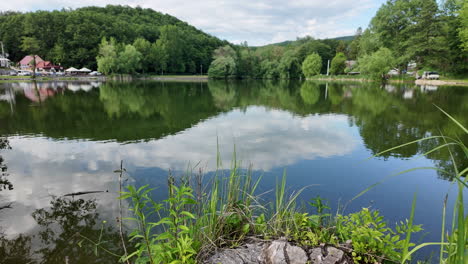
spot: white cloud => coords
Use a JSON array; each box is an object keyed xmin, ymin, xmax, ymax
[
  {"xmin": 0, "ymin": 106, "xmax": 358, "ymax": 238},
  {"xmin": 0, "ymin": 0, "xmax": 383, "ymax": 45}
]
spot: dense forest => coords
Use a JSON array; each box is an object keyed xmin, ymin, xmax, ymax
[
  {"xmin": 207, "ymin": 0, "xmax": 468, "ymax": 79},
  {"xmin": 0, "ymin": 1, "xmax": 467, "ymax": 77},
  {"xmin": 0, "ymin": 5, "xmax": 227, "ymax": 73}
]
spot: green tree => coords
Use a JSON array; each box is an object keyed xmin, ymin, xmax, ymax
[
  {"xmin": 155, "ymin": 25, "xmax": 185, "ymax": 73},
  {"xmin": 133, "ymin": 38, "xmax": 152, "ymax": 73},
  {"xmin": 260, "ymin": 60, "xmax": 280, "ymax": 79},
  {"xmin": 50, "ymin": 44, "xmax": 66, "ymax": 66},
  {"xmin": 278, "ymin": 50, "xmax": 301, "ymax": 79},
  {"xmin": 460, "ymin": 0, "xmax": 468, "ymax": 51},
  {"xmin": 336, "ymin": 40, "xmax": 347, "ymax": 54},
  {"xmin": 348, "ymin": 27, "xmax": 362, "ymax": 59},
  {"xmin": 20, "ymin": 36, "xmax": 41, "ymax": 78},
  {"xmin": 117, "ymin": 44, "xmax": 142, "ymax": 74},
  {"xmin": 358, "ymin": 47, "xmax": 395, "ymax": 80},
  {"xmin": 208, "ymin": 57, "xmax": 236, "ymax": 79},
  {"xmin": 302, "ymin": 53, "xmax": 322, "ymax": 78},
  {"xmin": 208, "ymin": 45, "xmax": 237, "ymax": 79},
  {"xmin": 330, "ymin": 52, "xmax": 347, "ymax": 75},
  {"xmin": 96, "ymin": 37, "xmax": 118, "ymax": 75},
  {"xmin": 369, "ymin": 0, "xmax": 413, "ymax": 67},
  {"xmin": 402, "ymin": 0, "xmax": 449, "ymax": 70}
]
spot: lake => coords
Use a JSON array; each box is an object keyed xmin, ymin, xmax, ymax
[{"xmin": 0, "ymin": 80, "xmax": 467, "ymax": 263}]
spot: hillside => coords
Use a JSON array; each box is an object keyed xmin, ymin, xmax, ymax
[
  {"xmin": 263, "ymin": 35, "xmax": 355, "ymax": 48},
  {"xmin": 0, "ymin": 5, "xmax": 227, "ymax": 72}
]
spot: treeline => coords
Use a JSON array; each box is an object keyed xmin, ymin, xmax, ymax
[
  {"xmin": 208, "ymin": 0, "xmax": 468, "ymax": 79},
  {"xmin": 0, "ymin": 5, "xmax": 226, "ymax": 72},
  {"xmin": 207, "ymin": 38, "xmax": 347, "ymax": 79}
]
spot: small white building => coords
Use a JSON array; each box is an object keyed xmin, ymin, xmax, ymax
[{"xmin": 0, "ymin": 57, "xmax": 10, "ymax": 68}]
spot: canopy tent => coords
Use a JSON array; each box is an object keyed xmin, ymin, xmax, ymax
[
  {"xmin": 65, "ymin": 67, "xmax": 79, "ymax": 72},
  {"xmin": 79, "ymin": 67, "xmax": 92, "ymax": 73}
]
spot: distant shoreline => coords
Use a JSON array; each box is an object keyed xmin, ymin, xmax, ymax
[
  {"xmin": 1, "ymin": 75, "xmax": 467, "ymax": 86},
  {"xmin": 308, "ymin": 76, "xmax": 468, "ymax": 86}
]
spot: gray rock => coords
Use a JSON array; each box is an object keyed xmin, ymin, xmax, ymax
[
  {"xmin": 309, "ymin": 247, "xmax": 324, "ymax": 264},
  {"xmin": 205, "ymin": 243, "xmax": 264, "ymax": 264},
  {"xmin": 285, "ymin": 243, "xmax": 308, "ymax": 264},
  {"xmin": 322, "ymin": 246, "xmax": 345, "ymax": 264},
  {"xmin": 263, "ymin": 241, "xmax": 287, "ymax": 264},
  {"xmin": 205, "ymin": 240, "xmax": 348, "ymax": 264}
]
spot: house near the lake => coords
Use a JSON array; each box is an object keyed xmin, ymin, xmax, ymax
[
  {"xmin": 19, "ymin": 55, "xmax": 44, "ymax": 70},
  {"xmin": 19, "ymin": 55, "xmax": 62, "ymax": 73},
  {"xmin": 36, "ymin": 61, "xmax": 63, "ymax": 72}
]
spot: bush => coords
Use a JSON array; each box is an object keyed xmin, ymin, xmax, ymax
[
  {"xmin": 357, "ymin": 48, "xmax": 395, "ymax": 80},
  {"xmin": 302, "ymin": 53, "xmax": 322, "ymax": 78},
  {"xmin": 330, "ymin": 52, "xmax": 347, "ymax": 75}
]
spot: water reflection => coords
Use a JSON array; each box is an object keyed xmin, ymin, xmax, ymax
[
  {"xmin": 0, "ymin": 196, "xmax": 125, "ymax": 264},
  {"xmin": 0, "ymin": 80, "xmax": 467, "ymax": 262}
]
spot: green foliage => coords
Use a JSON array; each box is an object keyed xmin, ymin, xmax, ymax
[
  {"xmin": 336, "ymin": 208, "xmax": 422, "ymax": 263},
  {"xmin": 302, "ymin": 53, "xmax": 322, "ymax": 77},
  {"xmin": 358, "ymin": 48, "xmax": 395, "ymax": 79},
  {"xmin": 0, "ymin": 5, "xmax": 225, "ymax": 70},
  {"xmin": 117, "ymin": 45, "xmax": 142, "ymax": 74},
  {"xmin": 133, "ymin": 38, "xmax": 152, "ymax": 73},
  {"xmin": 97, "ymin": 38, "xmax": 118, "ymax": 75},
  {"xmin": 120, "ymin": 183, "xmax": 197, "ymax": 264},
  {"xmin": 460, "ymin": 1, "xmax": 468, "ymax": 51},
  {"xmin": 278, "ymin": 50, "xmax": 302, "ymax": 79},
  {"xmin": 330, "ymin": 52, "xmax": 347, "ymax": 75},
  {"xmin": 208, "ymin": 45, "xmax": 237, "ymax": 79},
  {"xmin": 363, "ymin": 0, "xmax": 467, "ymax": 74},
  {"xmin": 20, "ymin": 36, "xmax": 40, "ymax": 55},
  {"xmin": 208, "ymin": 57, "xmax": 236, "ymax": 79}
]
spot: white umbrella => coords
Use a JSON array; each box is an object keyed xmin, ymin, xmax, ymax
[
  {"xmin": 79, "ymin": 67, "xmax": 92, "ymax": 73},
  {"xmin": 65, "ymin": 67, "xmax": 78, "ymax": 72}
]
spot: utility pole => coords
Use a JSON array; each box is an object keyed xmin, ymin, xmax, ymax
[
  {"xmin": 0, "ymin": 41, "xmax": 4, "ymax": 58},
  {"xmin": 200, "ymin": 64, "xmax": 203, "ymax": 76},
  {"xmin": 326, "ymin": 60, "xmax": 330, "ymax": 76}
]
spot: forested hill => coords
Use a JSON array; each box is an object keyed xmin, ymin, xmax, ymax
[
  {"xmin": 0, "ymin": 5, "xmax": 227, "ymax": 72},
  {"xmin": 266, "ymin": 35, "xmax": 355, "ymax": 47}
]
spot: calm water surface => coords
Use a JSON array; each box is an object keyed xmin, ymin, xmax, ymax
[{"xmin": 0, "ymin": 80, "xmax": 467, "ymax": 263}]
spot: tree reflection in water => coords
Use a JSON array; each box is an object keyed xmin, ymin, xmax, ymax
[
  {"xmin": 0, "ymin": 137, "xmax": 12, "ymax": 192},
  {"xmin": 1, "ymin": 196, "xmax": 126, "ymax": 264}
]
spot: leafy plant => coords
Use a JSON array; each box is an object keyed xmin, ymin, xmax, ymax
[
  {"xmin": 336, "ymin": 207, "xmax": 422, "ymax": 263},
  {"xmin": 120, "ymin": 183, "xmax": 197, "ymax": 264}
]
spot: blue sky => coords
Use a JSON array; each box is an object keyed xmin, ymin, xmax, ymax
[{"xmin": 1, "ymin": 0, "xmax": 387, "ymax": 46}]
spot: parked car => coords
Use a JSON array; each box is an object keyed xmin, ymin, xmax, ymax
[
  {"xmin": 421, "ymin": 71, "xmax": 440, "ymax": 80},
  {"xmin": 9, "ymin": 71, "xmax": 17, "ymax": 76},
  {"xmin": 89, "ymin": 71, "xmax": 102, "ymax": 76},
  {"xmin": 388, "ymin": 69, "xmax": 399, "ymax": 76},
  {"xmin": 17, "ymin": 70, "xmax": 32, "ymax": 76}
]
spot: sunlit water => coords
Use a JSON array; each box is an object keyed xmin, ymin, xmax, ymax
[{"xmin": 0, "ymin": 80, "xmax": 467, "ymax": 263}]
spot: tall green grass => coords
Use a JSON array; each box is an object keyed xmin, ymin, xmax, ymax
[{"xmin": 367, "ymin": 105, "xmax": 467, "ymax": 264}]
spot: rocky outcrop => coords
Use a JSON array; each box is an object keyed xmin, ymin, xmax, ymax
[{"xmin": 204, "ymin": 240, "xmax": 351, "ymax": 264}]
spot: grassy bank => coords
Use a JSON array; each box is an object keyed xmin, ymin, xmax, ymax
[
  {"xmin": 0, "ymin": 75, "xmax": 105, "ymax": 82},
  {"xmin": 307, "ymin": 74, "xmax": 468, "ymax": 86}
]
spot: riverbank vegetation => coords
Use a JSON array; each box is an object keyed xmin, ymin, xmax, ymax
[{"xmin": 116, "ymin": 167, "xmax": 422, "ymax": 263}]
